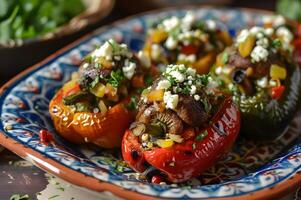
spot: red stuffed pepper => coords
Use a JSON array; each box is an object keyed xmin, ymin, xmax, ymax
[{"xmin": 122, "ymin": 64, "xmax": 240, "ymax": 183}]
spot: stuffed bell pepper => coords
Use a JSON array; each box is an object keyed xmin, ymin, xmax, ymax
[
  {"xmin": 143, "ymin": 12, "xmax": 232, "ymax": 75},
  {"xmin": 122, "ymin": 64, "xmax": 240, "ymax": 183},
  {"xmin": 212, "ymin": 23, "xmax": 301, "ymax": 140},
  {"xmin": 49, "ymin": 39, "xmax": 154, "ymax": 148}
]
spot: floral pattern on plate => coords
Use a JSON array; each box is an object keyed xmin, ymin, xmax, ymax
[{"xmin": 0, "ymin": 8, "xmax": 300, "ymax": 199}]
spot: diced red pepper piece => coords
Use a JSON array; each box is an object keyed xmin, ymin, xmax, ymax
[
  {"xmin": 271, "ymin": 85, "xmax": 285, "ymax": 100},
  {"xmin": 151, "ymin": 175, "xmax": 163, "ymax": 184},
  {"xmin": 181, "ymin": 45, "xmax": 198, "ymax": 55},
  {"xmin": 39, "ymin": 129, "xmax": 53, "ymax": 143}
]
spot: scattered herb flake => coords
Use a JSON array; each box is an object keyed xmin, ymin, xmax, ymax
[
  {"xmin": 272, "ymin": 39, "xmax": 282, "ymax": 48},
  {"xmin": 222, "ymin": 52, "xmax": 229, "ymax": 64},
  {"xmin": 196, "ymin": 130, "xmax": 208, "ymax": 141},
  {"xmin": 48, "ymin": 195, "xmax": 60, "ymax": 200},
  {"xmin": 127, "ymin": 96, "xmax": 138, "ymax": 110}
]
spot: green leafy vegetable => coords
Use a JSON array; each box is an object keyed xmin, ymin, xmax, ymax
[
  {"xmin": 276, "ymin": 0, "xmax": 301, "ymax": 22},
  {"xmin": 0, "ymin": 0, "xmax": 85, "ymax": 45}
]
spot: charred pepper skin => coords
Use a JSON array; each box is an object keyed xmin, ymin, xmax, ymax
[
  {"xmin": 122, "ymin": 96, "xmax": 241, "ymax": 183},
  {"xmin": 239, "ymin": 63, "xmax": 301, "ymax": 140}
]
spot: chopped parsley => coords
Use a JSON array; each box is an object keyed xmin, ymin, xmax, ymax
[
  {"xmin": 271, "ymin": 38, "xmax": 282, "ymax": 48},
  {"xmin": 222, "ymin": 52, "xmax": 229, "ymax": 64},
  {"xmin": 195, "ymin": 130, "xmax": 208, "ymax": 141},
  {"xmin": 106, "ymin": 70, "xmax": 125, "ymax": 88},
  {"xmin": 127, "ymin": 96, "xmax": 138, "ymax": 110}
]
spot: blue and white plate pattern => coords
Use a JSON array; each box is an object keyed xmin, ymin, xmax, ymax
[{"xmin": 0, "ymin": 8, "xmax": 301, "ymax": 199}]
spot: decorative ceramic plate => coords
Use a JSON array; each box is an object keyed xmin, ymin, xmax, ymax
[{"xmin": 0, "ymin": 7, "xmax": 301, "ymax": 200}]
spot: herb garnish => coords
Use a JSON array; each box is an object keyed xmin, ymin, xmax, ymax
[
  {"xmin": 106, "ymin": 70, "xmax": 125, "ymax": 88},
  {"xmin": 0, "ymin": 0, "xmax": 85, "ymax": 45},
  {"xmin": 195, "ymin": 130, "xmax": 208, "ymax": 141}
]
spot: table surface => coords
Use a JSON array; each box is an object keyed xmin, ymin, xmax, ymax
[{"xmin": 1, "ymin": 0, "xmax": 300, "ymax": 200}]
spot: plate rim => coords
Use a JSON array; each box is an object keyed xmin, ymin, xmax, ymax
[{"xmin": 0, "ymin": 6, "xmax": 300, "ymax": 200}]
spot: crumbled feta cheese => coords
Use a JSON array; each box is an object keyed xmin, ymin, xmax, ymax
[
  {"xmin": 193, "ymin": 30, "xmax": 202, "ymax": 38},
  {"xmin": 162, "ymin": 16, "xmax": 180, "ymax": 32},
  {"xmin": 163, "ymin": 91, "xmax": 179, "ymax": 109},
  {"xmin": 236, "ymin": 29, "xmax": 250, "ymax": 44},
  {"xmin": 170, "ymin": 70, "xmax": 186, "ymax": 82},
  {"xmin": 137, "ymin": 51, "xmax": 151, "ymax": 68},
  {"xmin": 250, "ymin": 26, "xmax": 264, "ymax": 35},
  {"xmin": 215, "ymin": 66, "xmax": 222, "ymax": 75},
  {"xmin": 122, "ymin": 62, "xmax": 136, "ymax": 79},
  {"xmin": 190, "ymin": 85, "xmax": 196, "ymax": 95},
  {"xmin": 151, "ymin": 44, "xmax": 161, "ymax": 60},
  {"xmin": 91, "ymin": 41, "xmax": 113, "ymax": 59},
  {"xmin": 186, "ymin": 67, "xmax": 196, "ymax": 76},
  {"xmin": 256, "ymin": 76, "xmax": 268, "ymax": 88},
  {"xmin": 269, "ymin": 79, "xmax": 278, "ymax": 87},
  {"xmin": 251, "ymin": 46, "xmax": 269, "ymax": 62},
  {"xmin": 265, "ymin": 28, "xmax": 274, "ymax": 36},
  {"xmin": 276, "ymin": 27, "xmax": 293, "ymax": 43},
  {"xmin": 274, "ymin": 15, "xmax": 286, "ymax": 27},
  {"xmin": 156, "ymin": 79, "xmax": 171, "ymax": 90},
  {"xmin": 178, "ymin": 54, "xmax": 196, "ymax": 63},
  {"xmin": 256, "ymin": 37, "xmax": 269, "ymax": 48},
  {"xmin": 165, "ymin": 36, "xmax": 178, "ymax": 50},
  {"xmin": 188, "ymin": 80, "xmax": 192, "ymax": 85},
  {"xmin": 82, "ymin": 63, "xmax": 89, "ymax": 69},
  {"xmin": 179, "ymin": 64, "xmax": 185, "ymax": 70},
  {"xmin": 182, "ymin": 12, "xmax": 196, "ymax": 29},
  {"xmin": 114, "ymin": 55, "xmax": 121, "ymax": 61},
  {"xmin": 256, "ymin": 32, "xmax": 264, "ymax": 39},
  {"xmin": 194, "ymin": 94, "xmax": 200, "ymax": 101},
  {"xmin": 205, "ymin": 19, "xmax": 217, "ymax": 31}
]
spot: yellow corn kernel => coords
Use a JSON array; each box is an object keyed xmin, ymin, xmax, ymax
[
  {"xmin": 238, "ymin": 35, "xmax": 255, "ymax": 57},
  {"xmin": 90, "ymin": 83, "xmax": 106, "ymax": 97},
  {"xmin": 147, "ymin": 89, "xmax": 164, "ymax": 102},
  {"xmin": 270, "ymin": 64, "xmax": 287, "ymax": 80},
  {"xmin": 151, "ymin": 29, "xmax": 168, "ymax": 43},
  {"xmin": 156, "ymin": 139, "xmax": 174, "ymax": 148}
]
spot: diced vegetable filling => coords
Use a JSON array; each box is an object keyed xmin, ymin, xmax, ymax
[
  {"xmin": 62, "ymin": 39, "xmax": 153, "ymax": 113},
  {"xmin": 212, "ymin": 21, "xmax": 294, "ymax": 109},
  {"xmin": 130, "ymin": 64, "xmax": 224, "ymax": 149}
]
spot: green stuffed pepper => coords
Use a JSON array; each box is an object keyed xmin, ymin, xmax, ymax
[{"xmin": 212, "ymin": 23, "xmax": 301, "ymax": 140}]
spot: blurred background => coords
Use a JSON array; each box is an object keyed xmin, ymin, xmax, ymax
[{"xmin": 1, "ymin": 0, "xmax": 298, "ymax": 86}]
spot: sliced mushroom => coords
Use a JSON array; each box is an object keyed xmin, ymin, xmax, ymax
[
  {"xmin": 174, "ymin": 95, "xmax": 209, "ymax": 127},
  {"xmin": 154, "ymin": 110, "xmax": 183, "ymax": 135},
  {"xmin": 136, "ymin": 104, "xmax": 156, "ymax": 124}
]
